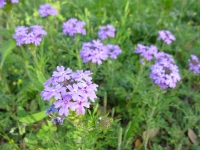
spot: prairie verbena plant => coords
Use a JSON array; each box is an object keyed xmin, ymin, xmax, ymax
[{"xmin": 0, "ymin": 0, "xmax": 200, "ymax": 150}]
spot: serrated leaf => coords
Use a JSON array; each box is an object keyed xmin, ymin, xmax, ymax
[
  {"xmin": 0, "ymin": 39, "xmax": 16, "ymax": 68},
  {"xmin": 18, "ymin": 110, "xmax": 47, "ymax": 124}
]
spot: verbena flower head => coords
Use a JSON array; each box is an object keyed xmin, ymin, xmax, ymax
[
  {"xmin": 80, "ymin": 39, "xmax": 108, "ymax": 65},
  {"xmin": 150, "ymin": 53, "xmax": 181, "ymax": 89},
  {"xmin": 154, "ymin": 52, "xmax": 175, "ymax": 64},
  {"xmin": 0, "ymin": 0, "xmax": 18, "ymax": 8},
  {"xmin": 62, "ymin": 18, "xmax": 86, "ymax": 37},
  {"xmin": 11, "ymin": 0, "xmax": 18, "ymax": 3},
  {"xmin": 98, "ymin": 24, "xmax": 115, "ymax": 40},
  {"xmin": 105, "ymin": 44, "xmax": 122, "ymax": 59},
  {"xmin": 0, "ymin": 0, "xmax": 6, "ymax": 8},
  {"xmin": 41, "ymin": 66, "xmax": 98, "ymax": 119},
  {"xmin": 158, "ymin": 30, "xmax": 176, "ymax": 45},
  {"xmin": 38, "ymin": 3, "xmax": 58, "ymax": 17},
  {"xmin": 134, "ymin": 44, "xmax": 158, "ymax": 61},
  {"xmin": 13, "ymin": 25, "xmax": 47, "ymax": 46},
  {"xmin": 188, "ymin": 54, "xmax": 200, "ymax": 74}
]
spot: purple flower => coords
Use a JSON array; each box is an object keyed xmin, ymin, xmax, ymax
[
  {"xmin": 71, "ymin": 70, "xmax": 92, "ymax": 82},
  {"xmin": 41, "ymin": 84, "xmax": 65, "ymax": 101},
  {"xmin": 52, "ymin": 66, "xmax": 72, "ymax": 82},
  {"xmin": 154, "ymin": 52, "xmax": 175, "ymax": 64},
  {"xmin": 134, "ymin": 44, "xmax": 158, "ymax": 61},
  {"xmin": 41, "ymin": 66, "xmax": 98, "ymax": 118},
  {"xmin": 13, "ymin": 25, "xmax": 47, "ymax": 46},
  {"xmin": 74, "ymin": 98, "xmax": 90, "ymax": 115},
  {"xmin": 105, "ymin": 44, "xmax": 122, "ymax": 59},
  {"xmin": 38, "ymin": 3, "xmax": 58, "ymax": 17},
  {"xmin": 188, "ymin": 54, "xmax": 200, "ymax": 74},
  {"xmin": 52, "ymin": 117, "xmax": 64, "ymax": 125},
  {"xmin": 158, "ymin": 30, "xmax": 176, "ymax": 45},
  {"xmin": 11, "ymin": 0, "xmax": 18, "ymax": 3},
  {"xmin": 80, "ymin": 39, "xmax": 108, "ymax": 65},
  {"xmin": 53, "ymin": 95, "xmax": 75, "ymax": 116},
  {"xmin": 0, "ymin": 0, "xmax": 19, "ymax": 8},
  {"xmin": 62, "ymin": 18, "xmax": 86, "ymax": 37},
  {"xmin": 150, "ymin": 56, "xmax": 181, "ymax": 89},
  {"xmin": 98, "ymin": 25, "xmax": 115, "ymax": 40},
  {"xmin": 0, "ymin": 0, "xmax": 6, "ymax": 8},
  {"xmin": 46, "ymin": 105, "xmax": 58, "ymax": 115}
]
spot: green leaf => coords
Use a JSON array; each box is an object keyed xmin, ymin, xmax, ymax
[
  {"xmin": 36, "ymin": 69, "xmax": 46, "ymax": 85},
  {"xmin": 0, "ymin": 39, "xmax": 16, "ymax": 68},
  {"xmin": 18, "ymin": 110, "xmax": 47, "ymax": 124},
  {"xmin": 17, "ymin": 106, "xmax": 28, "ymax": 117}
]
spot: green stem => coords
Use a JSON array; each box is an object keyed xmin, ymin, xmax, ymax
[
  {"xmin": 0, "ymin": 68, "xmax": 10, "ymax": 94},
  {"xmin": 30, "ymin": 48, "xmax": 40, "ymax": 71},
  {"xmin": 143, "ymin": 92, "xmax": 159, "ymax": 150},
  {"xmin": 75, "ymin": 36, "xmax": 82, "ymax": 69},
  {"xmin": 131, "ymin": 63, "xmax": 145, "ymax": 96}
]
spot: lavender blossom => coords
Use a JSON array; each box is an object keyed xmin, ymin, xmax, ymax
[
  {"xmin": 11, "ymin": 0, "xmax": 18, "ymax": 3},
  {"xmin": 158, "ymin": 30, "xmax": 176, "ymax": 45},
  {"xmin": 41, "ymin": 66, "xmax": 98, "ymax": 120},
  {"xmin": 62, "ymin": 18, "xmax": 86, "ymax": 37},
  {"xmin": 150, "ymin": 53, "xmax": 181, "ymax": 89},
  {"xmin": 52, "ymin": 117, "xmax": 64, "ymax": 125},
  {"xmin": 105, "ymin": 44, "xmax": 122, "ymax": 59},
  {"xmin": 38, "ymin": 3, "xmax": 58, "ymax": 17},
  {"xmin": 0, "ymin": 0, "xmax": 18, "ymax": 8},
  {"xmin": 154, "ymin": 52, "xmax": 175, "ymax": 64},
  {"xmin": 188, "ymin": 54, "xmax": 200, "ymax": 74},
  {"xmin": 134, "ymin": 44, "xmax": 158, "ymax": 61},
  {"xmin": 98, "ymin": 25, "xmax": 115, "ymax": 40},
  {"xmin": 13, "ymin": 25, "xmax": 47, "ymax": 46},
  {"xmin": 46, "ymin": 105, "xmax": 58, "ymax": 115},
  {"xmin": 80, "ymin": 39, "xmax": 108, "ymax": 65},
  {"xmin": 0, "ymin": 0, "xmax": 6, "ymax": 8}
]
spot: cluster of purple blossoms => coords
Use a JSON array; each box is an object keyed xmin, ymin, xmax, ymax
[
  {"xmin": 13, "ymin": 25, "xmax": 47, "ymax": 46},
  {"xmin": 80, "ymin": 40, "xmax": 108, "ymax": 65},
  {"xmin": 158, "ymin": 30, "xmax": 176, "ymax": 45},
  {"xmin": 62, "ymin": 18, "xmax": 86, "ymax": 37},
  {"xmin": 188, "ymin": 54, "xmax": 200, "ymax": 74},
  {"xmin": 41, "ymin": 66, "xmax": 98, "ymax": 123},
  {"xmin": 0, "ymin": 0, "xmax": 18, "ymax": 8},
  {"xmin": 150, "ymin": 52, "xmax": 181, "ymax": 89},
  {"xmin": 38, "ymin": 3, "xmax": 58, "ymax": 17},
  {"xmin": 98, "ymin": 25, "xmax": 115, "ymax": 40},
  {"xmin": 105, "ymin": 44, "xmax": 122, "ymax": 59},
  {"xmin": 134, "ymin": 44, "xmax": 158, "ymax": 61}
]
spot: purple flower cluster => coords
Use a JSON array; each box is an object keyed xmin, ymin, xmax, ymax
[
  {"xmin": 38, "ymin": 3, "xmax": 58, "ymax": 17},
  {"xmin": 0, "ymin": 0, "xmax": 18, "ymax": 8},
  {"xmin": 105, "ymin": 44, "xmax": 122, "ymax": 59},
  {"xmin": 150, "ymin": 52, "xmax": 181, "ymax": 89},
  {"xmin": 134, "ymin": 44, "xmax": 158, "ymax": 61},
  {"xmin": 80, "ymin": 40, "xmax": 108, "ymax": 65},
  {"xmin": 80, "ymin": 40, "xmax": 122, "ymax": 65},
  {"xmin": 188, "ymin": 54, "xmax": 200, "ymax": 74},
  {"xmin": 158, "ymin": 30, "xmax": 176, "ymax": 45},
  {"xmin": 62, "ymin": 18, "xmax": 86, "ymax": 37},
  {"xmin": 98, "ymin": 25, "xmax": 115, "ymax": 40},
  {"xmin": 41, "ymin": 66, "xmax": 98, "ymax": 117},
  {"xmin": 13, "ymin": 25, "xmax": 47, "ymax": 46}
]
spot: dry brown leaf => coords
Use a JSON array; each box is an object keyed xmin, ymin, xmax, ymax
[
  {"xmin": 188, "ymin": 128, "xmax": 199, "ymax": 145},
  {"xmin": 135, "ymin": 139, "xmax": 142, "ymax": 150},
  {"xmin": 142, "ymin": 128, "xmax": 159, "ymax": 140}
]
